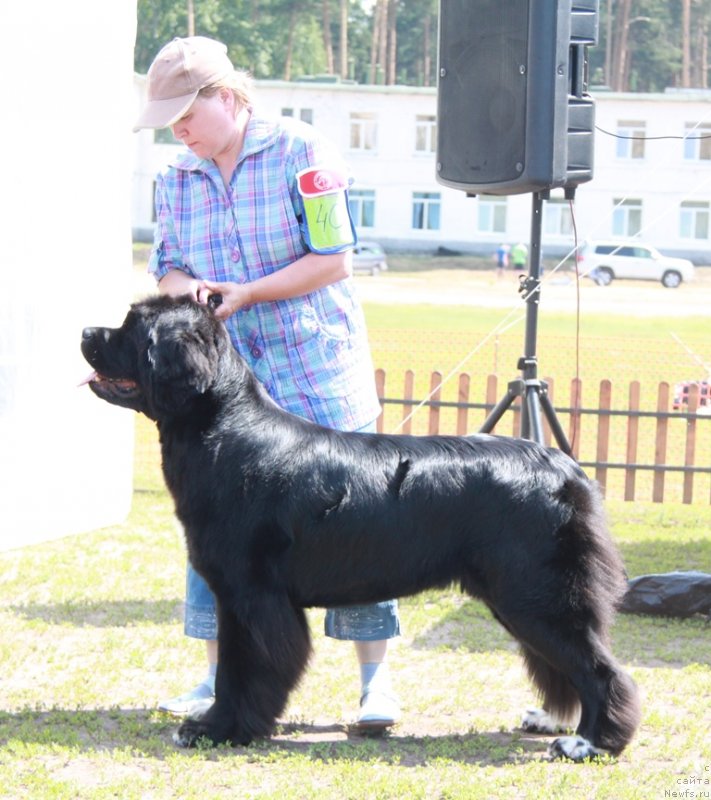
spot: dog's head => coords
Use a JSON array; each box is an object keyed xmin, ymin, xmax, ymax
[{"xmin": 80, "ymin": 295, "xmax": 226, "ymax": 421}]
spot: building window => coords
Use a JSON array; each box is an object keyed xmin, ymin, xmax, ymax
[
  {"xmin": 680, "ymin": 201, "xmax": 710, "ymax": 240},
  {"xmin": 154, "ymin": 128, "xmax": 178, "ymax": 145},
  {"xmin": 350, "ymin": 112, "xmax": 377, "ymax": 151},
  {"xmin": 477, "ymin": 197, "xmax": 507, "ymax": 234},
  {"xmin": 684, "ymin": 122, "xmax": 711, "ymax": 160},
  {"xmin": 612, "ymin": 198, "xmax": 642, "ymax": 237},
  {"xmin": 616, "ymin": 120, "xmax": 646, "ymax": 159},
  {"xmin": 348, "ymin": 189, "xmax": 376, "ymax": 228},
  {"xmin": 415, "ymin": 114, "xmax": 437, "ymax": 153},
  {"xmin": 412, "ymin": 192, "xmax": 441, "ymax": 230},
  {"xmin": 543, "ymin": 198, "xmax": 573, "ymax": 236},
  {"xmin": 281, "ymin": 108, "xmax": 313, "ymax": 125}
]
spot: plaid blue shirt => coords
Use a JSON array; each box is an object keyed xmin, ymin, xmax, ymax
[{"xmin": 148, "ymin": 112, "xmax": 380, "ymax": 430}]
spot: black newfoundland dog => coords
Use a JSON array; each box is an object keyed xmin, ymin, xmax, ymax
[{"xmin": 81, "ymin": 295, "xmax": 640, "ymax": 760}]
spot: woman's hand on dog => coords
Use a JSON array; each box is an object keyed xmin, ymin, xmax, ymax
[
  {"xmin": 157, "ymin": 271, "xmax": 243, "ymax": 320},
  {"xmin": 157, "ymin": 269, "xmax": 204, "ymax": 303},
  {"xmin": 161, "ymin": 252, "xmax": 352, "ymax": 322},
  {"xmin": 197, "ymin": 279, "xmax": 251, "ymax": 320}
]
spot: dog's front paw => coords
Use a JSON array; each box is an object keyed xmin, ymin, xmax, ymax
[
  {"xmin": 172, "ymin": 717, "xmax": 237, "ymax": 748},
  {"xmin": 549, "ymin": 735, "xmax": 607, "ymax": 762},
  {"xmin": 173, "ymin": 714, "xmax": 254, "ymax": 749},
  {"xmin": 173, "ymin": 717, "xmax": 214, "ymax": 748},
  {"xmin": 521, "ymin": 708, "xmax": 569, "ymax": 734}
]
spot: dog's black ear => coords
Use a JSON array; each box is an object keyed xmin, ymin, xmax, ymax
[{"xmin": 144, "ymin": 319, "xmax": 219, "ymax": 417}]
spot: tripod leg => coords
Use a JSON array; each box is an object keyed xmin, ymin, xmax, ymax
[
  {"xmin": 480, "ymin": 380, "xmax": 522, "ymax": 434},
  {"xmin": 539, "ymin": 390, "xmax": 573, "ymax": 456},
  {"xmin": 523, "ymin": 383, "xmax": 545, "ymax": 444}
]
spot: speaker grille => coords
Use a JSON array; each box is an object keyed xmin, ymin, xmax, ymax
[
  {"xmin": 436, "ymin": 0, "xmax": 599, "ymax": 195},
  {"xmin": 437, "ymin": 0, "xmax": 529, "ymax": 188}
]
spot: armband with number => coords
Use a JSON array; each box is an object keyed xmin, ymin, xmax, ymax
[{"xmin": 296, "ymin": 166, "xmax": 357, "ymax": 254}]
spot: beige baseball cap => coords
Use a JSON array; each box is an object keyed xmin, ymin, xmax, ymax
[{"xmin": 133, "ymin": 36, "xmax": 234, "ymax": 132}]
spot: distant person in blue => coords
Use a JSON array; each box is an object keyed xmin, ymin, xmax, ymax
[{"xmin": 495, "ymin": 243, "xmax": 510, "ymax": 279}]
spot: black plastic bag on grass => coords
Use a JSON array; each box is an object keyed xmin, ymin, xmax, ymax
[{"xmin": 620, "ymin": 571, "xmax": 711, "ymax": 619}]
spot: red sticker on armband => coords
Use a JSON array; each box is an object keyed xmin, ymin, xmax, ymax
[{"xmin": 297, "ymin": 167, "xmax": 348, "ymax": 197}]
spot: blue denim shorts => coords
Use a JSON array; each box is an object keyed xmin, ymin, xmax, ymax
[
  {"xmin": 183, "ymin": 419, "xmax": 400, "ymax": 641},
  {"xmin": 184, "ymin": 561, "xmax": 400, "ymax": 641},
  {"xmin": 184, "ymin": 561, "xmax": 221, "ymax": 640}
]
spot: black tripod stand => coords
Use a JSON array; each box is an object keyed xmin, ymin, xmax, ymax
[{"xmin": 479, "ymin": 192, "xmax": 573, "ymax": 456}]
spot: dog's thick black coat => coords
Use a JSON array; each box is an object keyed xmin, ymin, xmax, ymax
[{"xmin": 81, "ymin": 295, "xmax": 640, "ymax": 759}]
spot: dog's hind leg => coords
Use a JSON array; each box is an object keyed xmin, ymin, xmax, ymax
[
  {"xmin": 486, "ymin": 606, "xmax": 582, "ymax": 737},
  {"xmin": 518, "ymin": 630, "xmax": 640, "ymax": 761},
  {"xmin": 512, "ymin": 478, "xmax": 640, "ymax": 760},
  {"xmin": 174, "ymin": 594, "xmax": 311, "ymax": 748},
  {"xmin": 520, "ymin": 652, "xmax": 580, "ymax": 735}
]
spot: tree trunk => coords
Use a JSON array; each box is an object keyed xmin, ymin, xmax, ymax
[
  {"xmin": 369, "ymin": 0, "xmax": 380, "ymax": 83},
  {"xmin": 339, "ymin": 0, "xmax": 348, "ymax": 79},
  {"xmin": 611, "ymin": 0, "xmax": 632, "ymax": 91},
  {"xmin": 423, "ymin": 13, "xmax": 431, "ymax": 87},
  {"xmin": 323, "ymin": 0, "xmax": 334, "ymax": 74},
  {"xmin": 681, "ymin": 0, "xmax": 691, "ymax": 87},
  {"xmin": 698, "ymin": 28, "xmax": 709, "ymax": 89},
  {"xmin": 370, "ymin": 0, "xmax": 387, "ymax": 84},
  {"xmin": 604, "ymin": 0, "xmax": 613, "ymax": 86},
  {"xmin": 187, "ymin": 0, "xmax": 194, "ymax": 37},
  {"xmin": 283, "ymin": 5, "xmax": 299, "ymax": 81},
  {"xmin": 377, "ymin": 0, "xmax": 388, "ymax": 83},
  {"xmin": 386, "ymin": 0, "xmax": 397, "ymax": 84}
]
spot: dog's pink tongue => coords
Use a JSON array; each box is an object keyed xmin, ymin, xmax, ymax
[{"xmin": 78, "ymin": 371, "xmax": 98, "ymax": 387}]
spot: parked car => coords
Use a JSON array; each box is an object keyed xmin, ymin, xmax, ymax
[
  {"xmin": 352, "ymin": 241, "xmax": 388, "ymax": 275},
  {"xmin": 577, "ymin": 240, "xmax": 695, "ymax": 288},
  {"xmin": 673, "ymin": 380, "xmax": 710, "ymax": 412}
]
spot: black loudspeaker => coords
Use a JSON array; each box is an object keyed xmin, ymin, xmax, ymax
[{"xmin": 436, "ymin": 0, "xmax": 599, "ymax": 196}]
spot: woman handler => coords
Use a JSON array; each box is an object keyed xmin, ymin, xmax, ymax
[{"xmin": 134, "ymin": 36, "xmax": 401, "ymax": 729}]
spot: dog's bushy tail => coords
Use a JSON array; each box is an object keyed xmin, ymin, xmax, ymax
[
  {"xmin": 565, "ymin": 477, "xmax": 629, "ymax": 630},
  {"xmin": 595, "ymin": 664, "xmax": 642, "ymax": 755}
]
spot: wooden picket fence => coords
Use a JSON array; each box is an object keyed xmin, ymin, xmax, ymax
[{"xmin": 374, "ymin": 370, "xmax": 711, "ymax": 505}]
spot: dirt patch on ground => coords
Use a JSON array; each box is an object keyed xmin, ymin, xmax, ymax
[
  {"xmin": 353, "ymin": 264, "xmax": 711, "ymax": 318},
  {"xmin": 133, "ymin": 245, "xmax": 711, "ymax": 318}
]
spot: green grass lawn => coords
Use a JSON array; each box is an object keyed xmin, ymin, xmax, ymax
[
  {"xmin": 1, "ymin": 259, "xmax": 708, "ymax": 798},
  {"xmin": 359, "ymin": 280, "xmax": 710, "ymax": 506},
  {"xmin": 0, "ymin": 489, "xmax": 709, "ymax": 799},
  {"xmin": 363, "ymin": 296, "xmax": 709, "ymax": 406},
  {"xmin": 360, "ymin": 254, "xmax": 709, "ymax": 393}
]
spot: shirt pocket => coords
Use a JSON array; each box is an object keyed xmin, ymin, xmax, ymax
[{"xmin": 286, "ymin": 305, "xmax": 371, "ymax": 400}]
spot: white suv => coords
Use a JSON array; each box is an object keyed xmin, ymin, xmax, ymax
[{"xmin": 577, "ymin": 241, "xmax": 695, "ymax": 288}]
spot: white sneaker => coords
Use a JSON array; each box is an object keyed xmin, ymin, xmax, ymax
[
  {"xmin": 158, "ymin": 682, "xmax": 215, "ymax": 716},
  {"xmin": 355, "ymin": 690, "xmax": 401, "ymax": 731}
]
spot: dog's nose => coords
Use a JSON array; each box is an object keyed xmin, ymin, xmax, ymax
[{"xmin": 82, "ymin": 327, "xmax": 97, "ymax": 341}]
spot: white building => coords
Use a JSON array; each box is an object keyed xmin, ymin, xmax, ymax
[{"xmin": 132, "ymin": 76, "xmax": 711, "ymax": 264}]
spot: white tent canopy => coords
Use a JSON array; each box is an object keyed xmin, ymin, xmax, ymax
[{"xmin": 0, "ymin": 1, "xmax": 137, "ymax": 550}]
